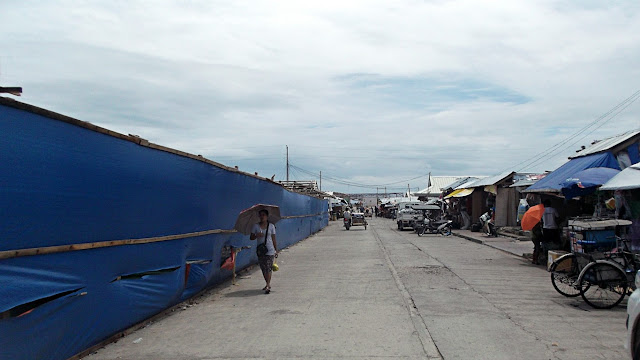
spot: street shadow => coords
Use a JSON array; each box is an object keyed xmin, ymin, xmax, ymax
[{"xmin": 224, "ymin": 289, "xmax": 266, "ymax": 298}]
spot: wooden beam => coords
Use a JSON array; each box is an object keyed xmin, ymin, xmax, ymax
[
  {"xmin": 0, "ymin": 87, "xmax": 22, "ymax": 96},
  {"xmin": 0, "ymin": 229, "xmax": 237, "ymax": 260}
]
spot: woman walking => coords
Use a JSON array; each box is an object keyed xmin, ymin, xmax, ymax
[{"xmin": 250, "ymin": 209, "xmax": 278, "ymax": 294}]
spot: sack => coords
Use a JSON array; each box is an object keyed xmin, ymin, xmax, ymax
[{"xmin": 256, "ymin": 243, "xmax": 268, "ymax": 257}]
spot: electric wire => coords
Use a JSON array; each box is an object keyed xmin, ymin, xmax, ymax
[
  {"xmin": 500, "ymin": 89, "xmax": 640, "ymax": 173},
  {"xmin": 515, "ymin": 90, "xmax": 640, "ymax": 171},
  {"xmin": 289, "ymin": 163, "xmax": 429, "ymax": 190}
]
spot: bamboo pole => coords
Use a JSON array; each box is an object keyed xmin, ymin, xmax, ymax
[{"xmin": 0, "ymin": 212, "xmax": 326, "ymax": 260}]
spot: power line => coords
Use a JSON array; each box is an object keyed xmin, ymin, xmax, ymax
[
  {"xmin": 520, "ymin": 94, "xmax": 640, "ymax": 171},
  {"xmin": 501, "ymin": 89, "xmax": 640, "ymax": 173},
  {"xmin": 289, "ymin": 163, "xmax": 430, "ymax": 190}
]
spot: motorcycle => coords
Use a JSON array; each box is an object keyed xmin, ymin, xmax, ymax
[
  {"xmin": 480, "ymin": 212, "xmax": 498, "ymax": 237},
  {"xmin": 416, "ymin": 217, "xmax": 453, "ymax": 236},
  {"xmin": 343, "ymin": 217, "xmax": 351, "ymax": 230}
]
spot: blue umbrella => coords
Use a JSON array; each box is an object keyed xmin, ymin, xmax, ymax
[{"xmin": 560, "ymin": 167, "xmax": 621, "ymax": 199}]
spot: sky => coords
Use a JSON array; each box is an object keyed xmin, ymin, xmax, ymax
[{"xmin": 1, "ymin": 1, "xmax": 639, "ymax": 193}]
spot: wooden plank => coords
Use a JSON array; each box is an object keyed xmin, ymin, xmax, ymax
[
  {"xmin": 0, "ymin": 87, "xmax": 22, "ymax": 96},
  {"xmin": 0, "ymin": 229, "xmax": 237, "ymax": 260},
  {"xmin": 0, "ymin": 212, "xmax": 326, "ymax": 260}
]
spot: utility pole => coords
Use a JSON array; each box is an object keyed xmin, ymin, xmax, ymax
[
  {"xmin": 286, "ymin": 145, "xmax": 289, "ymax": 182},
  {"xmin": 407, "ymin": 184, "xmax": 410, "ymax": 198},
  {"xmin": 319, "ymin": 171, "xmax": 322, "ymax": 191},
  {"xmin": 385, "ymin": 187, "xmax": 387, "ymax": 198}
]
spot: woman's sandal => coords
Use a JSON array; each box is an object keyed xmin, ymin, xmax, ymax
[{"xmin": 265, "ymin": 287, "xmax": 271, "ymax": 294}]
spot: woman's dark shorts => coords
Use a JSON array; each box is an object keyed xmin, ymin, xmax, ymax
[{"xmin": 258, "ymin": 255, "xmax": 275, "ymax": 274}]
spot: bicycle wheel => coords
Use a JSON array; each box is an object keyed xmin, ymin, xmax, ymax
[
  {"xmin": 579, "ymin": 262, "xmax": 628, "ymax": 309},
  {"xmin": 550, "ymin": 254, "xmax": 584, "ymax": 297}
]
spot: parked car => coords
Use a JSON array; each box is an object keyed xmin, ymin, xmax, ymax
[{"xmin": 626, "ymin": 270, "xmax": 640, "ymax": 358}]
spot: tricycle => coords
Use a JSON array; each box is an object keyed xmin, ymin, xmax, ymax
[
  {"xmin": 549, "ymin": 219, "xmax": 635, "ymax": 309},
  {"xmin": 345, "ymin": 212, "xmax": 367, "ymax": 230}
]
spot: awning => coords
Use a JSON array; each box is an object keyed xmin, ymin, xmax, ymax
[
  {"xmin": 600, "ymin": 163, "xmax": 640, "ymax": 190},
  {"xmin": 444, "ymin": 189, "xmax": 463, "ymax": 199},
  {"xmin": 445, "ymin": 188, "xmax": 474, "ymax": 198},
  {"xmin": 523, "ymin": 152, "xmax": 620, "ymax": 193},
  {"xmin": 484, "ymin": 185, "xmax": 497, "ymax": 195}
]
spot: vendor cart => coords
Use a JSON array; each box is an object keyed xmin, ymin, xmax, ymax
[{"xmin": 549, "ymin": 218, "xmax": 636, "ymax": 309}]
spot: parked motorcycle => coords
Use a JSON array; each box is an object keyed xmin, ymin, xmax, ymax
[
  {"xmin": 480, "ymin": 211, "xmax": 498, "ymax": 237},
  {"xmin": 416, "ymin": 217, "xmax": 453, "ymax": 236}
]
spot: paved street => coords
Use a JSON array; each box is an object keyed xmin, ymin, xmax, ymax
[{"xmin": 86, "ymin": 218, "xmax": 629, "ymax": 360}]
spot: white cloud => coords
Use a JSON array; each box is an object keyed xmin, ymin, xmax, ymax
[{"xmin": 1, "ymin": 0, "xmax": 639, "ymax": 192}]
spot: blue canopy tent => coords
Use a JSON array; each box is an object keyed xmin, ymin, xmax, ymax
[
  {"xmin": 560, "ymin": 167, "xmax": 621, "ymax": 199},
  {"xmin": 524, "ymin": 152, "xmax": 621, "ymax": 193}
]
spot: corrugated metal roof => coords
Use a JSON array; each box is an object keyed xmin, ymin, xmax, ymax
[
  {"xmin": 441, "ymin": 177, "xmax": 479, "ymax": 191},
  {"xmin": 570, "ymin": 130, "xmax": 640, "ymax": 159},
  {"xmin": 454, "ymin": 177, "xmax": 485, "ymax": 190},
  {"xmin": 467, "ymin": 171, "xmax": 515, "ymax": 188},
  {"xmin": 415, "ymin": 176, "xmax": 467, "ymax": 195},
  {"xmin": 510, "ymin": 179, "xmax": 538, "ymax": 188}
]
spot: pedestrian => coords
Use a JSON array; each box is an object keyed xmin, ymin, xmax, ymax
[
  {"xmin": 531, "ymin": 221, "xmax": 543, "ymax": 265},
  {"xmin": 542, "ymin": 199, "xmax": 560, "ymax": 245},
  {"xmin": 250, "ymin": 209, "xmax": 278, "ymax": 294}
]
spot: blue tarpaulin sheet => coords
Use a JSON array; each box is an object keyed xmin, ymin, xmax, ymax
[
  {"xmin": 0, "ymin": 100, "xmax": 328, "ymax": 360},
  {"xmin": 524, "ymin": 152, "xmax": 621, "ymax": 193},
  {"xmin": 628, "ymin": 143, "xmax": 640, "ymax": 165}
]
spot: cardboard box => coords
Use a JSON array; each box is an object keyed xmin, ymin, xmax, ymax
[{"xmin": 548, "ymin": 250, "xmax": 570, "ymax": 271}]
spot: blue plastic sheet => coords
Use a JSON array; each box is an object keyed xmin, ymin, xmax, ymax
[
  {"xmin": 560, "ymin": 167, "xmax": 621, "ymax": 199},
  {"xmin": 0, "ymin": 100, "xmax": 328, "ymax": 360},
  {"xmin": 525, "ymin": 152, "xmax": 621, "ymax": 193},
  {"xmin": 628, "ymin": 143, "xmax": 640, "ymax": 165}
]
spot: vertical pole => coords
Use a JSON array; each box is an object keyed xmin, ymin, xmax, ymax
[
  {"xmin": 286, "ymin": 145, "xmax": 289, "ymax": 182},
  {"xmin": 320, "ymin": 171, "xmax": 322, "ymax": 191},
  {"xmin": 385, "ymin": 187, "xmax": 387, "ymax": 198}
]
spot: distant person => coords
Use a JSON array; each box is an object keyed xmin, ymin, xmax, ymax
[
  {"xmin": 250, "ymin": 209, "xmax": 278, "ymax": 294},
  {"xmin": 542, "ymin": 199, "xmax": 560, "ymax": 245}
]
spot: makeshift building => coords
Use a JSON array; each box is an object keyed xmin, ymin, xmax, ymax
[
  {"xmin": 415, "ymin": 176, "xmax": 469, "ymax": 200},
  {"xmin": 525, "ymin": 130, "xmax": 640, "ymax": 195}
]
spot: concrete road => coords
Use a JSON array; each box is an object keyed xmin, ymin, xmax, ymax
[{"xmin": 85, "ymin": 218, "xmax": 628, "ymax": 360}]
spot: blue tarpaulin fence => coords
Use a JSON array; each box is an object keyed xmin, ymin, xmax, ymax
[{"xmin": 0, "ymin": 98, "xmax": 328, "ymax": 360}]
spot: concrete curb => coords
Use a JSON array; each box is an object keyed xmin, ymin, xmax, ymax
[
  {"xmin": 452, "ymin": 232, "xmax": 485, "ymax": 245},
  {"xmin": 453, "ymin": 232, "xmax": 531, "ymax": 259}
]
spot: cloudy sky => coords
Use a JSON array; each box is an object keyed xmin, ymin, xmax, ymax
[{"xmin": 1, "ymin": 1, "xmax": 639, "ymax": 193}]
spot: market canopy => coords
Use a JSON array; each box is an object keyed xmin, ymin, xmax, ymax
[
  {"xmin": 444, "ymin": 188, "xmax": 474, "ymax": 199},
  {"xmin": 560, "ymin": 167, "xmax": 621, "ymax": 199},
  {"xmin": 600, "ymin": 163, "xmax": 640, "ymax": 190},
  {"xmin": 523, "ymin": 152, "xmax": 620, "ymax": 193}
]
